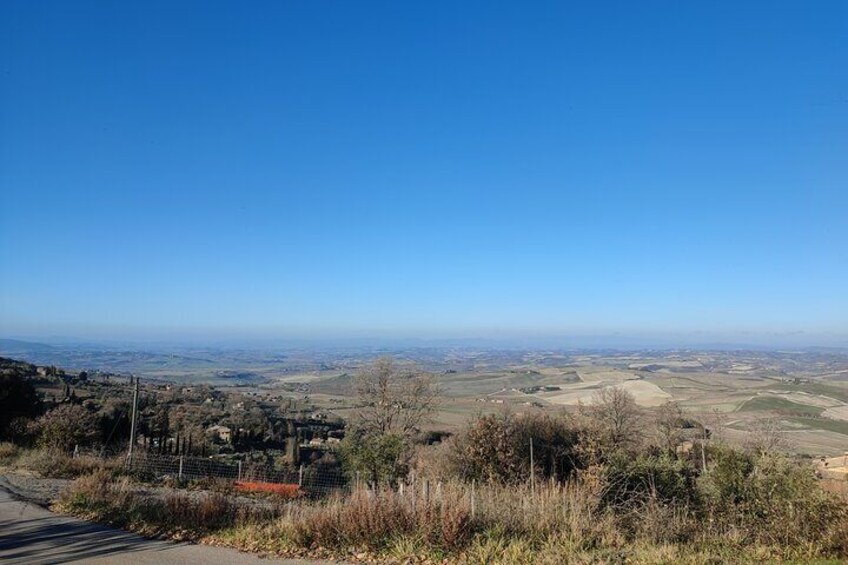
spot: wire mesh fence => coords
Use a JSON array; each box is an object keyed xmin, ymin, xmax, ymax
[
  {"xmin": 124, "ymin": 451, "xmax": 350, "ymax": 496},
  {"xmin": 68, "ymin": 444, "xmax": 560, "ymax": 519}
]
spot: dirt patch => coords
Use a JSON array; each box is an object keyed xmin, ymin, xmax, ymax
[
  {"xmin": 817, "ymin": 454, "xmax": 848, "ymax": 473},
  {"xmin": 764, "ymin": 391, "xmax": 843, "ymax": 409},
  {"xmin": 822, "ymin": 405, "xmax": 848, "ymax": 422},
  {"xmin": 544, "ymin": 379, "xmax": 671, "ymax": 407}
]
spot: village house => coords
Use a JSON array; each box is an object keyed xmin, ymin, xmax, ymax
[{"xmin": 206, "ymin": 424, "xmax": 232, "ymax": 443}]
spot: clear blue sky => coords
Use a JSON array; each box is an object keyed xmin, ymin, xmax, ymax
[{"xmin": 1, "ymin": 1, "xmax": 846, "ymax": 345}]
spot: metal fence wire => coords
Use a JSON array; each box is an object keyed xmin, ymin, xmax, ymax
[{"xmin": 125, "ymin": 452, "xmax": 349, "ymax": 495}]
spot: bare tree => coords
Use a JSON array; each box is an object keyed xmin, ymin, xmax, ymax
[
  {"xmin": 653, "ymin": 401, "xmax": 686, "ymax": 454},
  {"xmin": 588, "ymin": 386, "xmax": 641, "ymax": 451},
  {"xmin": 746, "ymin": 417, "xmax": 788, "ymax": 455},
  {"xmin": 351, "ymin": 357, "xmax": 438, "ymax": 438},
  {"xmin": 343, "ymin": 357, "xmax": 439, "ymax": 484}
]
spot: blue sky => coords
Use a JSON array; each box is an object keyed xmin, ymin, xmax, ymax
[{"xmin": 1, "ymin": 1, "xmax": 846, "ymax": 345}]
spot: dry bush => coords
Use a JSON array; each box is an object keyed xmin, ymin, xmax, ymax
[
  {"xmin": 163, "ymin": 491, "xmax": 237, "ymax": 530},
  {"xmin": 449, "ymin": 412, "xmax": 582, "ymax": 485},
  {"xmin": 0, "ymin": 441, "xmax": 19, "ymax": 463},
  {"xmin": 410, "ymin": 438, "xmax": 455, "ymax": 480},
  {"xmin": 58, "ymin": 468, "xmax": 136, "ymax": 522},
  {"xmin": 36, "ymin": 404, "xmax": 100, "ymax": 449}
]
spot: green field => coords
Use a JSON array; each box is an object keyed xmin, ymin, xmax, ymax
[
  {"xmin": 787, "ymin": 417, "xmax": 848, "ymax": 436},
  {"xmin": 770, "ymin": 382, "xmax": 848, "ymax": 403},
  {"xmin": 739, "ymin": 395, "xmax": 825, "ymax": 416}
]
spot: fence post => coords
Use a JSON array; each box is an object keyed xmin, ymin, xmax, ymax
[
  {"xmin": 471, "ymin": 479, "xmax": 476, "ymax": 518},
  {"xmin": 237, "ymin": 461, "xmax": 242, "ymax": 482},
  {"xmin": 422, "ymin": 479, "xmax": 430, "ymax": 504},
  {"xmin": 530, "ymin": 437, "xmax": 535, "ymax": 493},
  {"xmin": 178, "ymin": 455, "xmax": 184, "ymax": 481},
  {"xmin": 436, "ymin": 480, "xmax": 443, "ymax": 502},
  {"xmin": 298, "ymin": 464, "xmax": 304, "ymax": 487},
  {"xmin": 73, "ymin": 444, "xmax": 79, "ymax": 459}
]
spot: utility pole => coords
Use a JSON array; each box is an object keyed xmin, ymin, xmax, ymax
[{"xmin": 127, "ymin": 377, "xmax": 140, "ymax": 466}]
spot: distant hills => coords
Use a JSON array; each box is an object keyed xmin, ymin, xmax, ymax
[{"xmin": 0, "ymin": 338, "xmax": 56, "ymax": 354}]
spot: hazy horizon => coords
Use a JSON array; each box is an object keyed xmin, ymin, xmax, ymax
[{"xmin": 3, "ymin": 326, "xmax": 847, "ymax": 351}]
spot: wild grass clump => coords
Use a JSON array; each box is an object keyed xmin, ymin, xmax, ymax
[
  {"xmin": 58, "ymin": 468, "xmax": 136, "ymax": 522},
  {"xmin": 0, "ymin": 441, "xmax": 19, "ymax": 464},
  {"xmin": 288, "ymin": 486, "xmax": 474, "ymax": 553},
  {"xmin": 15, "ymin": 447, "xmax": 120, "ymax": 478}
]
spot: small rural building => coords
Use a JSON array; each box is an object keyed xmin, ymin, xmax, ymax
[{"xmin": 207, "ymin": 425, "xmax": 232, "ymax": 442}]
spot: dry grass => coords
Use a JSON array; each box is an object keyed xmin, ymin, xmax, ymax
[
  {"xmin": 56, "ymin": 452, "xmax": 848, "ymax": 563},
  {"xmin": 213, "ymin": 471, "xmax": 848, "ymax": 563},
  {"xmin": 14, "ymin": 447, "xmax": 123, "ymax": 479},
  {"xmin": 56, "ymin": 468, "xmax": 273, "ymax": 538},
  {"xmin": 0, "ymin": 441, "xmax": 19, "ymax": 463}
]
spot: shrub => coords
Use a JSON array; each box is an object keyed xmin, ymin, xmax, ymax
[
  {"xmin": 452, "ymin": 413, "xmax": 525, "ymax": 483},
  {"xmin": 339, "ymin": 430, "xmax": 408, "ymax": 485},
  {"xmin": 699, "ymin": 447, "xmax": 848, "ymax": 556},
  {"xmin": 59, "ymin": 468, "xmax": 137, "ymax": 524},
  {"xmin": 37, "ymin": 404, "xmax": 99, "ymax": 449},
  {"xmin": 163, "ymin": 491, "xmax": 237, "ymax": 530},
  {"xmin": 603, "ymin": 452, "xmax": 699, "ymax": 508},
  {"xmin": 452, "ymin": 412, "xmax": 582, "ymax": 484},
  {"xmin": 0, "ymin": 441, "xmax": 18, "ymax": 463}
]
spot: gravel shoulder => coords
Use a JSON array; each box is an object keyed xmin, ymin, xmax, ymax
[{"xmin": 0, "ymin": 470, "xmax": 70, "ymax": 507}]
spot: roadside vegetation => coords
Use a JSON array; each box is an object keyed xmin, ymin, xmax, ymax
[
  {"xmin": 3, "ymin": 356, "xmax": 848, "ymax": 563},
  {"xmin": 53, "ymin": 435, "xmax": 848, "ymax": 563}
]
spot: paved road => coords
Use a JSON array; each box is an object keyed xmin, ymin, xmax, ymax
[{"xmin": 0, "ymin": 484, "xmax": 334, "ymax": 565}]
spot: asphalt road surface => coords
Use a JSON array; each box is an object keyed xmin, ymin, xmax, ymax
[{"xmin": 0, "ymin": 482, "xmax": 335, "ymax": 565}]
